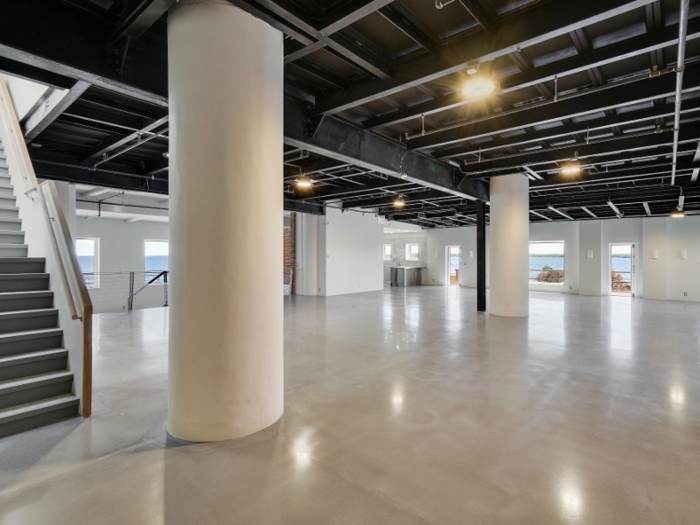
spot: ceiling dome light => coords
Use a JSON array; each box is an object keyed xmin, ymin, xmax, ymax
[
  {"xmin": 560, "ymin": 163, "xmax": 582, "ymax": 175},
  {"xmin": 296, "ymin": 176, "xmax": 312, "ymax": 188},
  {"xmin": 459, "ymin": 77, "xmax": 499, "ymax": 98},
  {"xmin": 393, "ymin": 196, "xmax": 405, "ymax": 207},
  {"xmin": 671, "ymin": 208, "xmax": 685, "ymax": 218}
]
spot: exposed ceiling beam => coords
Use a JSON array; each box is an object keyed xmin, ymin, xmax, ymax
[
  {"xmin": 581, "ymin": 206, "xmax": 598, "ymax": 218},
  {"xmin": 81, "ymin": 187, "xmax": 118, "ymax": 198},
  {"xmin": 378, "ymin": 3, "xmax": 441, "ymax": 58},
  {"xmin": 458, "ymin": 0, "xmax": 499, "ymax": 36},
  {"xmin": 464, "ymin": 126, "xmax": 700, "ymax": 175},
  {"xmin": 344, "ymin": 190, "xmax": 441, "ymax": 209},
  {"xmin": 437, "ymin": 97, "xmax": 700, "ymax": 160},
  {"xmin": 0, "ymin": 0, "xmax": 169, "ymax": 107},
  {"xmin": 409, "ymin": 65, "xmax": 700, "ymax": 150},
  {"xmin": 643, "ymin": 201, "xmax": 652, "ymax": 216},
  {"xmin": 548, "ymin": 205, "xmax": 574, "ymax": 220},
  {"xmin": 111, "ymin": 0, "xmax": 178, "ymax": 43},
  {"xmin": 530, "ymin": 210, "xmax": 552, "ymax": 221},
  {"xmin": 320, "ymin": 0, "xmax": 397, "ymax": 34},
  {"xmin": 361, "ymin": 17, "xmax": 700, "ymax": 130},
  {"xmin": 284, "ymin": 98, "xmax": 489, "ymax": 202},
  {"xmin": 317, "ymin": 0, "xmax": 659, "ymax": 115},
  {"xmin": 23, "ymin": 81, "xmax": 90, "ymax": 140},
  {"xmin": 252, "ymin": 0, "xmax": 393, "ymax": 79}
]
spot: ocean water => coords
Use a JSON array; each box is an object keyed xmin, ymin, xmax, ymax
[
  {"xmin": 77, "ymin": 255, "xmax": 170, "ymax": 274},
  {"xmin": 145, "ymin": 255, "xmax": 169, "ymax": 273},
  {"xmin": 529, "ymin": 255, "xmax": 631, "ymax": 279}
]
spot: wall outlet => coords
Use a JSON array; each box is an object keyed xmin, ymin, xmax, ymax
[
  {"xmin": 684, "ymin": 292, "xmax": 688, "ymax": 296},
  {"xmin": 122, "ymin": 305, "xmax": 125, "ymax": 309},
  {"xmin": 569, "ymin": 286, "xmax": 572, "ymax": 290},
  {"xmin": 432, "ymin": 279, "xmax": 435, "ymax": 283}
]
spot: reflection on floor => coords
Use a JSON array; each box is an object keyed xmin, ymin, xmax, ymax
[{"xmin": 1, "ymin": 288, "xmax": 699, "ymax": 524}]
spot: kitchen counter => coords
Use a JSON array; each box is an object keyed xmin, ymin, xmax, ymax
[{"xmin": 388, "ymin": 266, "xmax": 426, "ymax": 287}]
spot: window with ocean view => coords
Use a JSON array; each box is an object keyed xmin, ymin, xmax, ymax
[
  {"xmin": 529, "ymin": 241, "xmax": 565, "ymax": 284},
  {"xmin": 145, "ymin": 240, "xmax": 169, "ymax": 283},
  {"xmin": 76, "ymin": 238, "xmax": 99, "ymax": 288}
]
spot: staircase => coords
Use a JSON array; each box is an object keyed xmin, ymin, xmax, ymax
[{"xmin": 0, "ymin": 139, "xmax": 79, "ymax": 436}]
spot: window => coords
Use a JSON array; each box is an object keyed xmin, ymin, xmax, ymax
[
  {"xmin": 145, "ymin": 240, "xmax": 169, "ymax": 283},
  {"xmin": 529, "ymin": 241, "xmax": 565, "ymax": 284},
  {"xmin": 383, "ymin": 244, "xmax": 392, "ymax": 260},
  {"xmin": 76, "ymin": 238, "xmax": 99, "ymax": 288},
  {"xmin": 405, "ymin": 243, "xmax": 419, "ymax": 261}
]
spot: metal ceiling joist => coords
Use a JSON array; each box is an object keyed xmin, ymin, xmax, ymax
[
  {"xmin": 23, "ymin": 81, "xmax": 90, "ymax": 140},
  {"xmin": 437, "ymin": 97, "xmax": 700, "ymax": 160},
  {"xmin": 378, "ymin": 3, "xmax": 441, "ymax": 58},
  {"xmin": 362, "ymin": 15, "xmax": 700, "ymax": 130},
  {"xmin": 250, "ymin": 0, "xmax": 393, "ymax": 79},
  {"xmin": 409, "ymin": 64, "xmax": 700, "ymax": 151},
  {"xmin": 458, "ymin": 0, "xmax": 499, "ymax": 36},
  {"xmin": 284, "ymin": 98, "xmax": 489, "ymax": 202},
  {"xmin": 317, "ymin": 0, "xmax": 659, "ymax": 115},
  {"xmin": 111, "ymin": 0, "xmax": 178, "ymax": 43},
  {"xmin": 0, "ymin": 1, "xmax": 169, "ymax": 107},
  {"xmin": 82, "ymin": 114, "xmax": 169, "ymax": 162},
  {"xmin": 464, "ymin": 125, "xmax": 700, "ymax": 175},
  {"xmin": 344, "ymin": 190, "xmax": 441, "ymax": 209}
]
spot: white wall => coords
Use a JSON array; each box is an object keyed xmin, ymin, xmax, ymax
[
  {"xmin": 383, "ymin": 232, "xmax": 427, "ymax": 267},
  {"xmin": 424, "ymin": 227, "xmax": 488, "ymax": 287},
  {"xmin": 418, "ymin": 216, "xmax": 700, "ymax": 303},
  {"xmin": 76, "ymin": 218, "xmax": 169, "ymax": 313},
  {"xmin": 665, "ymin": 217, "xmax": 700, "ymax": 301},
  {"xmin": 319, "ymin": 207, "xmax": 384, "ymax": 296},
  {"xmin": 579, "ymin": 221, "xmax": 603, "ymax": 296},
  {"xmin": 1, "ymin": 74, "xmax": 50, "ymax": 120}
]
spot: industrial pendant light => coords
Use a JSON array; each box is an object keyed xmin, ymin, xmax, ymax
[
  {"xmin": 296, "ymin": 176, "xmax": 312, "ymax": 188},
  {"xmin": 393, "ymin": 195, "xmax": 406, "ymax": 207}
]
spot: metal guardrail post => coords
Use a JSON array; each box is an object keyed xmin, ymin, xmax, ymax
[
  {"xmin": 163, "ymin": 271, "xmax": 169, "ymax": 306},
  {"xmin": 128, "ymin": 271, "xmax": 135, "ymax": 311}
]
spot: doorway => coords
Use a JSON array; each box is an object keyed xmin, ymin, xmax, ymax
[
  {"xmin": 446, "ymin": 246, "xmax": 460, "ymax": 286},
  {"xmin": 610, "ymin": 243, "xmax": 635, "ymax": 297}
]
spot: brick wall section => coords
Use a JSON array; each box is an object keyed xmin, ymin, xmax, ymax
[{"xmin": 284, "ymin": 212, "xmax": 296, "ymax": 294}]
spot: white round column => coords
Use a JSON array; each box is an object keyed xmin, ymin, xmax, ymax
[
  {"xmin": 489, "ymin": 173, "xmax": 530, "ymax": 317},
  {"xmin": 167, "ymin": 0, "xmax": 284, "ymax": 441}
]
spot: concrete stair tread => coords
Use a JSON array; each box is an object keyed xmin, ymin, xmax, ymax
[
  {"xmin": 0, "ymin": 290, "xmax": 53, "ymax": 299},
  {"xmin": 0, "ymin": 273, "xmax": 48, "ymax": 280},
  {"xmin": 0, "ymin": 243, "xmax": 27, "ymax": 248},
  {"xmin": 0, "ymin": 393, "xmax": 78, "ymax": 425},
  {"xmin": 0, "ymin": 308, "xmax": 58, "ymax": 321},
  {"xmin": 0, "ymin": 206, "xmax": 18, "ymax": 211},
  {"xmin": 0, "ymin": 370, "xmax": 72, "ymax": 394},
  {"xmin": 0, "ymin": 230, "xmax": 23, "ymax": 235},
  {"xmin": 0, "ymin": 348, "xmax": 67, "ymax": 369},
  {"xmin": 0, "ymin": 327, "xmax": 62, "ymax": 343},
  {"xmin": 0, "ymin": 257, "xmax": 44, "ymax": 263}
]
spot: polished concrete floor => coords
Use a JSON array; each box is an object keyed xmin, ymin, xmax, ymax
[{"xmin": 1, "ymin": 288, "xmax": 699, "ymax": 524}]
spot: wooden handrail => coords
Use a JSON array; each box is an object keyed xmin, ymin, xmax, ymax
[
  {"xmin": 46, "ymin": 181, "xmax": 93, "ymax": 416},
  {"xmin": 37, "ymin": 186, "xmax": 80, "ymax": 321},
  {"xmin": 0, "ymin": 78, "xmax": 39, "ymax": 193}
]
